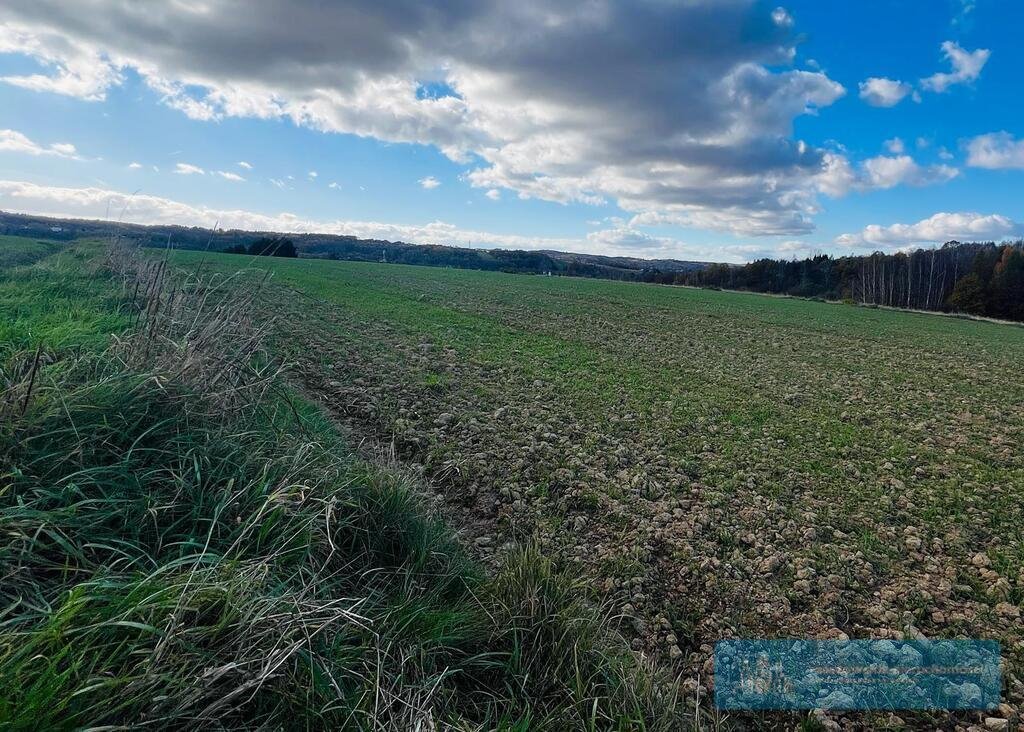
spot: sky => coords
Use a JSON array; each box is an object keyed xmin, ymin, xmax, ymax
[{"xmin": 0, "ymin": 0, "xmax": 1022, "ymax": 264}]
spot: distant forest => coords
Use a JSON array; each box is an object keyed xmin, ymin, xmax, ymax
[
  {"xmin": 0, "ymin": 211, "xmax": 703, "ymax": 282},
  {"xmin": 2, "ymin": 211, "xmax": 1022, "ymax": 322},
  {"xmin": 675, "ymin": 241, "xmax": 1024, "ymax": 322}
]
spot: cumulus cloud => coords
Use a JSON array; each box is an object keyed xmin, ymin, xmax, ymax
[
  {"xmin": 128, "ymin": 161, "xmax": 142, "ymax": 169},
  {"xmin": 859, "ymin": 41, "xmax": 988, "ymax": 108},
  {"xmin": 860, "ymin": 155, "xmax": 958, "ymax": 189},
  {"xmin": 814, "ymin": 153, "xmax": 858, "ymax": 198},
  {"xmin": 174, "ymin": 162, "xmax": 205, "ymax": 175},
  {"xmin": 0, "ymin": 23, "xmax": 121, "ymax": 100},
  {"xmin": 920, "ymin": 41, "xmax": 989, "ymax": 92},
  {"xmin": 836, "ymin": 212, "xmax": 1019, "ymax": 250},
  {"xmin": 238, "ymin": 161, "xmax": 252, "ymax": 169},
  {"xmin": 816, "ymin": 152, "xmax": 957, "ymax": 196},
  {"xmin": 884, "ymin": 137, "xmax": 905, "ymax": 154},
  {"xmin": 0, "ymin": 0, "xmax": 850, "ymax": 237},
  {"xmin": 418, "ymin": 176, "xmax": 441, "ymax": 190},
  {"xmin": 771, "ymin": 7, "xmax": 793, "ymax": 27},
  {"xmin": 858, "ymin": 77, "xmax": 912, "ymax": 107},
  {"xmin": 0, "ymin": 128, "xmax": 80, "ymax": 159},
  {"xmin": 216, "ymin": 170, "xmax": 245, "ymax": 181},
  {"xmin": 485, "ymin": 188, "xmax": 500, "ymax": 201},
  {"xmin": 586, "ymin": 227, "xmax": 665, "ymax": 251},
  {"xmin": 965, "ymin": 131, "xmax": 1024, "ymax": 169}
]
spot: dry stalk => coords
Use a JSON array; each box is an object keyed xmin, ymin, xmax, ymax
[{"xmin": 105, "ymin": 241, "xmax": 283, "ymax": 419}]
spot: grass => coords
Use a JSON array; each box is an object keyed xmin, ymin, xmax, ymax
[
  {"xmin": 164, "ymin": 250, "xmax": 1024, "ymax": 721},
  {"xmin": 0, "ymin": 235, "xmax": 67, "ymax": 269},
  {"xmin": 0, "ymin": 239, "xmax": 685, "ymax": 730},
  {"xmin": 0, "ymin": 241, "xmax": 125, "ymax": 358}
]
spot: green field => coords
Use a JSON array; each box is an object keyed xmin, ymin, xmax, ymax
[
  {"xmin": 1, "ymin": 238, "xmax": 686, "ymax": 730},
  {"xmin": 5, "ymin": 237, "xmax": 1022, "ymax": 726},
  {"xmin": 171, "ymin": 250, "xmax": 1024, "ymax": 691},
  {"xmin": 0, "ymin": 235, "xmax": 67, "ymax": 270}
]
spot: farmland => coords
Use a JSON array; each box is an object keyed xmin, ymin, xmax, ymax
[
  {"xmin": 171, "ymin": 250, "xmax": 1024, "ymax": 707},
  {"xmin": 6, "ymin": 1, "xmax": 1023, "ymax": 726},
  {"xmin": 0, "ymin": 238, "xmax": 683, "ymax": 730},
  {"xmin": 4, "ymin": 236, "xmax": 1023, "ymax": 727}
]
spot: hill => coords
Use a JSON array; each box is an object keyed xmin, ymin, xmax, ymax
[{"xmin": 0, "ymin": 210, "xmax": 707, "ymax": 281}]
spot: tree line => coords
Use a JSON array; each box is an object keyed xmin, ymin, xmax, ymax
[
  {"xmin": 308, "ymin": 240, "xmax": 703, "ymax": 281},
  {"xmin": 674, "ymin": 241, "xmax": 1024, "ymax": 322},
  {"xmin": 223, "ymin": 236, "xmax": 297, "ymax": 258}
]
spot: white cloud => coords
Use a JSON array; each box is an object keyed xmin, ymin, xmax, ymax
[
  {"xmin": 856, "ymin": 42, "xmax": 991, "ymax": 111},
  {"xmin": 883, "ymin": 137, "xmax": 904, "ymax": 154},
  {"xmin": 954, "ymin": 0, "xmax": 976, "ymax": 25},
  {"xmin": 815, "ymin": 152, "xmax": 858, "ymax": 197},
  {"xmin": 215, "ymin": 170, "xmax": 245, "ymax": 181},
  {"xmin": 771, "ymin": 7, "xmax": 793, "ymax": 27},
  {"xmin": 328, "ymin": 181, "xmax": 340, "ymax": 189},
  {"xmin": 0, "ymin": 24, "xmax": 122, "ymax": 100},
  {"xmin": 920, "ymin": 41, "xmax": 989, "ymax": 92},
  {"xmin": 418, "ymin": 176, "xmax": 441, "ymax": 190},
  {"xmin": 719, "ymin": 238, "xmax": 819, "ymax": 262},
  {"xmin": 307, "ymin": 170, "xmax": 318, "ymax": 179},
  {"xmin": 485, "ymin": 188, "xmax": 500, "ymax": 200},
  {"xmin": 174, "ymin": 162, "xmax": 205, "ymax": 175},
  {"xmin": 816, "ymin": 152, "xmax": 958, "ymax": 196},
  {"xmin": 0, "ymin": 0, "xmax": 848, "ymax": 237},
  {"xmin": 777, "ymin": 239, "xmax": 815, "ymax": 255},
  {"xmin": 128, "ymin": 161, "xmax": 143, "ymax": 169},
  {"xmin": 238, "ymin": 161, "xmax": 253, "ymax": 169},
  {"xmin": 50, "ymin": 143, "xmax": 77, "ymax": 157},
  {"xmin": 965, "ymin": 131, "xmax": 1024, "ymax": 170},
  {"xmin": 586, "ymin": 227, "xmax": 662, "ymax": 251},
  {"xmin": 861, "ymin": 155, "xmax": 958, "ymax": 189},
  {"xmin": 859, "ymin": 40, "xmax": 986, "ymax": 107},
  {"xmin": 858, "ymin": 77, "xmax": 912, "ymax": 107},
  {"xmin": 0, "ymin": 128, "xmax": 80, "ymax": 159},
  {"xmin": 836, "ymin": 212, "xmax": 1019, "ymax": 250}
]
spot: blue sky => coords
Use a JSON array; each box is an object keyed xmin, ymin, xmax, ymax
[{"xmin": 0, "ymin": 0, "xmax": 1021, "ymax": 263}]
